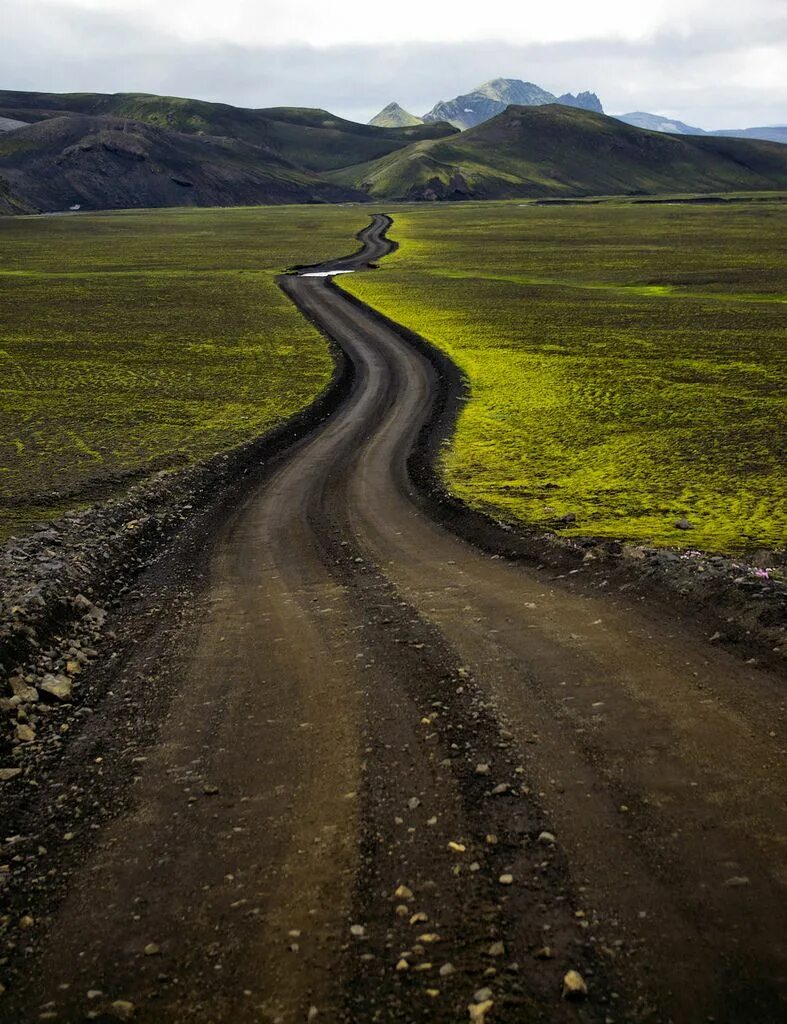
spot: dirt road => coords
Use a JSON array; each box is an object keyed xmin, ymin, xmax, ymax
[{"xmin": 1, "ymin": 216, "xmax": 785, "ymax": 1023}]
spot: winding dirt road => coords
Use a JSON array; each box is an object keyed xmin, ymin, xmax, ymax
[{"xmin": 1, "ymin": 216, "xmax": 785, "ymax": 1023}]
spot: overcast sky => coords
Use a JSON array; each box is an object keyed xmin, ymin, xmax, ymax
[{"xmin": 2, "ymin": 0, "xmax": 786, "ymax": 128}]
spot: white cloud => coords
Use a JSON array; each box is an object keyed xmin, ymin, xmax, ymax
[
  {"xmin": 39, "ymin": 0, "xmax": 776, "ymax": 48},
  {"xmin": 2, "ymin": 0, "xmax": 786, "ymax": 129}
]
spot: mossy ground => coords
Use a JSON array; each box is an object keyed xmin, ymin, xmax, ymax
[
  {"xmin": 343, "ymin": 201, "xmax": 786, "ymax": 552},
  {"xmin": 0, "ymin": 205, "xmax": 367, "ymax": 539}
]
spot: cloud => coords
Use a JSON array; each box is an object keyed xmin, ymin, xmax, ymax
[{"xmin": 2, "ymin": 0, "xmax": 786, "ymax": 129}]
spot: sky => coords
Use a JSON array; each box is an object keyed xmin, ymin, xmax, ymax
[{"xmin": 2, "ymin": 0, "xmax": 786, "ymax": 129}]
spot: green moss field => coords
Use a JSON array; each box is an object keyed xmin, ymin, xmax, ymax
[
  {"xmin": 0, "ymin": 204, "xmax": 367, "ymax": 539},
  {"xmin": 342, "ymin": 201, "xmax": 786, "ymax": 552}
]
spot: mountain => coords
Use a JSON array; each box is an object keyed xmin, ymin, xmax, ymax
[
  {"xmin": 0, "ymin": 114, "xmax": 364, "ymax": 213},
  {"xmin": 713, "ymin": 126, "xmax": 787, "ymax": 144},
  {"xmin": 0, "ymin": 91, "xmax": 456, "ymax": 173},
  {"xmin": 616, "ymin": 112, "xmax": 787, "ymax": 145},
  {"xmin": 616, "ymin": 111, "xmax": 705, "ymax": 135},
  {"xmin": 1, "ymin": 89, "xmax": 784, "ymax": 215},
  {"xmin": 369, "ymin": 102, "xmax": 423, "ymax": 128},
  {"xmin": 422, "ymin": 78, "xmax": 603, "ymax": 130},
  {"xmin": 329, "ymin": 104, "xmax": 787, "ymax": 200},
  {"xmin": 0, "ymin": 90, "xmax": 459, "ymax": 213}
]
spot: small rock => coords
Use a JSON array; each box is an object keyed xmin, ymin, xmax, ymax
[
  {"xmin": 448, "ymin": 841, "xmax": 466, "ymax": 853},
  {"xmin": 0, "ymin": 767, "xmax": 22, "ymax": 782},
  {"xmin": 350, "ymin": 924, "xmax": 366, "ymax": 938},
  {"xmin": 537, "ymin": 831, "xmax": 556, "ymax": 844},
  {"xmin": 16, "ymin": 723, "xmax": 35, "ymax": 743},
  {"xmin": 307, "ymin": 1008, "xmax": 319, "ymax": 1022},
  {"xmin": 439, "ymin": 962, "xmax": 456, "ymax": 977},
  {"xmin": 109, "ymin": 1001, "xmax": 136, "ymax": 1020},
  {"xmin": 562, "ymin": 969, "xmax": 588, "ymax": 999},
  {"xmin": 202, "ymin": 783, "xmax": 219, "ymax": 796},
  {"xmin": 674, "ymin": 518, "xmax": 693, "ymax": 531},
  {"xmin": 535, "ymin": 946, "xmax": 554, "ymax": 960},
  {"xmin": 40, "ymin": 674, "xmax": 72, "ymax": 701},
  {"xmin": 498, "ymin": 874, "xmax": 513, "ymax": 885},
  {"xmin": 410, "ymin": 912, "xmax": 428, "ymax": 924},
  {"xmin": 475, "ymin": 763, "xmax": 491, "ymax": 776},
  {"xmin": 469, "ymin": 1001, "xmax": 494, "ymax": 1023},
  {"xmin": 723, "ymin": 875, "xmax": 750, "ymax": 887},
  {"xmin": 394, "ymin": 885, "xmax": 413, "ymax": 900},
  {"xmin": 473, "ymin": 987, "xmax": 493, "ymax": 1003},
  {"xmin": 9, "ymin": 677, "xmax": 38, "ymax": 702},
  {"xmin": 19, "ymin": 914, "xmax": 34, "ymax": 930},
  {"xmin": 395, "ymin": 958, "xmax": 410, "ymax": 971},
  {"xmin": 143, "ymin": 943, "xmax": 161, "ymax": 956},
  {"xmin": 407, "ymin": 797, "xmax": 420, "ymax": 810},
  {"xmin": 487, "ymin": 941, "xmax": 505, "ymax": 957}
]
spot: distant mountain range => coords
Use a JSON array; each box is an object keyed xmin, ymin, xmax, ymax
[
  {"xmin": 368, "ymin": 79, "xmax": 602, "ymax": 132},
  {"xmin": 0, "ymin": 89, "xmax": 785, "ymax": 213},
  {"xmin": 617, "ymin": 111, "xmax": 787, "ymax": 145},
  {"xmin": 368, "ymin": 78, "xmax": 787, "ymax": 144}
]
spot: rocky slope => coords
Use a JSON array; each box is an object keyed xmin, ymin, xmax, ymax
[{"xmin": 422, "ymin": 78, "xmax": 603, "ymax": 130}]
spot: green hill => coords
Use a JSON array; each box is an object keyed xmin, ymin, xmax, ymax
[
  {"xmin": 368, "ymin": 102, "xmax": 424, "ymax": 128},
  {"xmin": 330, "ymin": 104, "xmax": 787, "ymax": 199},
  {"xmin": 1, "ymin": 92, "xmax": 785, "ymax": 213},
  {"xmin": 0, "ymin": 114, "xmax": 362, "ymax": 213},
  {"xmin": 0, "ymin": 91, "xmax": 456, "ymax": 173}
]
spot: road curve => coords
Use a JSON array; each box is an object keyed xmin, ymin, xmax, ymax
[{"xmin": 2, "ymin": 215, "xmax": 785, "ymax": 1024}]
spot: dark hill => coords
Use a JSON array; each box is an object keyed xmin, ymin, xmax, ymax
[
  {"xmin": 0, "ymin": 114, "xmax": 363, "ymax": 213},
  {"xmin": 330, "ymin": 104, "xmax": 787, "ymax": 199},
  {"xmin": 0, "ymin": 91, "xmax": 457, "ymax": 173}
]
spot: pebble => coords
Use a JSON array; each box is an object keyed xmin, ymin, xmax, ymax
[
  {"xmin": 475, "ymin": 763, "xmax": 491, "ymax": 776},
  {"xmin": 202, "ymin": 783, "xmax": 219, "ymax": 796},
  {"xmin": 40, "ymin": 673, "xmax": 72, "ymax": 701},
  {"xmin": 394, "ymin": 885, "xmax": 413, "ymax": 900},
  {"xmin": 537, "ymin": 831, "xmax": 557, "ymax": 844},
  {"xmin": 395, "ymin": 958, "xmax": 410, "ymax": 971},
  {"xmin": 473, "ymin": 987, "xmax": 493, "ymax": 1003},
  {"xmin": 675, "ymin": 518, "xmax": 693, "ymax": 530},
  {"xmin": 498, "ymin": 874, "xmax": 513, "ymax": 885},
  {"xmin": 562, "ymin": 969, "xmax": 588, "ymax": 999},
  {"xmin": 487, "ymin": 941, "xmax": 505, "ymax": 957},
  {"xmin": 109, "ymin": 1001, "xmax": 136, "ymax": 1020},
  {"xmin": 439, "ymin": 962, "xmax": 456, "ymax": 977},
  {"xmin": 16, "ymin": 723, "xmax": 35, "ymax": 743},
  {"xmin": 469, "ymin": 1000, "xmax": 494, "ymax": 1023},
  {"xmin": 350, "ymin": 924, "xmax": 366, "ymax": 938},
  {"xmin": 143, "ymin": 943, "xmax": 161, "ymax": 956},
  {"xmin": 448, "ymin": 841, "xmax": 466, "ymax": 853},
  {"xmin": 0, "ymin": 767, "xmax": 22, "ymax": 782}
]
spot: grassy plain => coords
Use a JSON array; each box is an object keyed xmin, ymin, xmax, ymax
[
  {"xmin": 0, "ymin": 204, "xmax": 367, "ymax": 539},
  {"xmin": 342, "ymin": 201, "xmax": 786, "ymax": 552}
]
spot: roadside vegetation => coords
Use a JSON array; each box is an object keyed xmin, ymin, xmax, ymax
[
  {"xmin": 342, "ymin": 200, "xmax": 786, "ymax": 552},
  {"xmin": 0, "ymin": 204, "xmax": 367, "ymax": 539}
]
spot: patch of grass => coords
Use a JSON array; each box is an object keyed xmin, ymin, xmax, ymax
[
  {"xmin": 343, "ymin": 201, "xmax": 787, "ymax": 552},
  {"xmin": 0, "ymin": 204, "xmax": 368, "ymax": 540}
]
